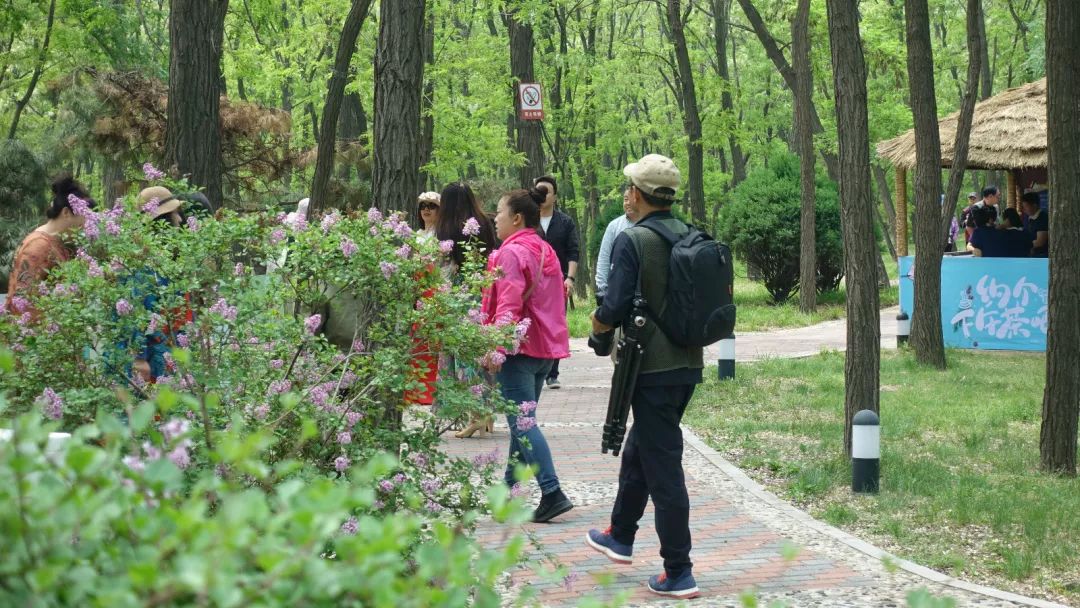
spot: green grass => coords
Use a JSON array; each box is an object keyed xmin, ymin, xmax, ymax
[
  {"xmin": 566, "ymin": 254, "xmax": 900, "ymax": 338},
  {"xmin": 684, "ymin": 350, "xmax": 1079, "ymax": 605}
]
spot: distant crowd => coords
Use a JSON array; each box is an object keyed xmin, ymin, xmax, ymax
[{"xmin": 947, "ymin": 185, "xmax": 1049, "ymax": 258}]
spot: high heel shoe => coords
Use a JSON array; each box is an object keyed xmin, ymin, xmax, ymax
[{"xmin": 455, "ymin": 418, "xmax": 487, "ymax": 439}]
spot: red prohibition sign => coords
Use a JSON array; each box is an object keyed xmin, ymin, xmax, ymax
[{"xmin": 522, "ymin": 85, "xmax": 540, "ymax": 107}]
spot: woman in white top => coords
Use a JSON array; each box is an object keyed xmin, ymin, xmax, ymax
[{"xmin": 416, "ymin": 191, "xmax": 440, "ymax": 238}]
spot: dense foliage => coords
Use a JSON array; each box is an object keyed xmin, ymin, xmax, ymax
[{"xmin": 718, "ymin": 152, "xmax": 843, "ymax": 303}]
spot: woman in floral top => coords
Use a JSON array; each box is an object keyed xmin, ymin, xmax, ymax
[{"xmin": 6, "ymin": 175, "xmax": 93, "ymax": 319}]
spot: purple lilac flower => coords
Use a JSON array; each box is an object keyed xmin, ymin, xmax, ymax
[
  {"xmin": 87, "ymin": 259, "xmax": 104, "ymax": 278},
  {"xmin": 336, "ymin": 431, "xmax": 352, "ymax": 445},
  {"xmin": 519, "ymin": 401, "xmax": 537, "ymax": 416},
  {"xmin": 515, "ymin": 318, "xmax": 532, "ymax": 340},
  {"xmin": 105, "ymin": 220, "xmax": 121, "ymax": 236},
  {"xmin": 253, "ymin": 404, "xmax": 271, "ymax": 420},
  {"xmin": 346, "ymin": 411, "xmax": 363, "ymax": 426},
  {"xmin": 471, "ymin": 448, "xmax": 500, "ymax": 468},
  {"xmin": 351, "ymin": 339, "xmax": 364, "ymax": 353},
  {"xmin": 426, "ymin": 500, "xmax": 443, "ymax": 514},
  {"xmin": 123, "ymin": 454, "xmax": 146, "ymax": 473},
  {"xmin": 311, "ymin": 386, "xmax": 331, "ymax": 409},
  {"xmin": 334, "ymin": 456, "xmax": 350, "ymax": 472},
  {"xmin": 268, "ymin": 380, "xmax": 292, "ymax": 395},
  {"xmin": 233, "ymin": 263, "xmax": 245, "ymax": 276},
  {"xmin": 515, "ymin": 417, "xmax": 536, "ymax": 432},
  {"xmin": 10, "ymin": 296, "xmax": 29, "ymax": 313},
  {"xmin": 394, "ymin": 222, "xmax": 413, "ymax": 238},
  {"xmin": 367, "ymin": 207, "xmax": 383, "ymax": 223},
  {"xmin": 466, "ymin": 308, "xmax": 485, "ymax": 324},
  {"xmin": 269, "ymin": 228, "xmax": 286, "ymax": 245},
  {"xmin": 369, "ymin": 225, "xmax": 379, "ymax": 237},
  {"xmin": 438, "ymin": 240, "xmax": 455, "ymax": 254},
  {"xmin": 408, "ymin": 452, "xmax": 427, "ymax": 468},
  {"xmin": 168, "ymin": 446, "xmax": 191, "ymax": 469},
  {"xmin": 68, "ymin": 194, "xmax": 92, "ymax": 216},
  {"xmin": 340, "ymin": 371, "xmax": 358, "ymax": 387},
  {"xmin": 37, "ymin": 388, "xmax": 64, "ymax": 420},
  {"xmin": 393, "ymin": 473, "xmax": 406, "ymax": 484},
  {"xmin": 463, "ymin": 217, "xmax": 481, "ymax": 237},
  {"xmin": 395, "ymin": 244, "xmax": 412, "ymax": 259},
  {"xmin": 141, "ymin": 197, "xmax": 160, "ymax": 215},
  {"xmin": 321, "ymin": 211, "xmax": 341, "ymax": 233},
  {"xmin": 340, "ymin": 237, "xmax": 358, "ymax": 257},
  {"xmin": 141, "ymin": 442, "xmax": 162, "ymax": 461},
  {"xmin": 479, "ymin": 351, "xmax": 506, "ymax": 368},
  {"xmin": 142, "ymin": 162, "xmax": 165, "ymax": 180},
  {"xmin": 176, "ymin": 333, "xmax": 189, "ymax": 348},
  {"xmin": 269, "ymin": 359, "xmax": 284, "ymax": 370},
  {"xmin": 83, "ymin": 218, "xmax": 101, "ymax": 240},
  {"xmin": 304, "ymin": 314, "xmax": 322, "ymax": 335},
  {"xmin": 469, "ymin": 384, "xmax": 485, "ymax": 398},
  {"xmin": 186, "ymin": 216, "xmax": 199, "ymax": 232},
  {"xmin": 115, "ymin": 299, "xmax": 134, "ymax": 316},
  {"xmin": 379, "ymin": 261, "xmax": 397, "ymax": 279},
  {"xmin": 373, "ymin": 499, "xmax": 386, "ymax": 509},
  {"xmin": 378, "ymin": 479, "xmax": 395, "ymax": 493},
  {"xmin": 160, "ymin": 418, "xmax": 189, "ymax": 442},
  {"xmin": 340, "ymin": 517, "xmax": 359, "ymax": 535},
  {"xmin": 45, "ymin": 322, "xmax": 59, "ymax": 335},
  {"xmin": 208, "ymin": 298, "xmax": 238, "ymax": 322},
  {"xmin": 421, "ymin": 478, "xmax": 439, "ymax": 494}
]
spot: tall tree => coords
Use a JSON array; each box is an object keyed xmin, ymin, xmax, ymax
[
  {"xmin": 372, "ymin": 0, "xmax": 426, "ymax": 212},
  {"xmin": 1039, "ymin": 0, "xmax": 1080, "ymax": 475},
  {"xmin": 905, "ymin": 0, "xmax": 982, "ymax": 369},
  {"xmin": 793, "ymin": 0, "xmax": 816, "ymax": 313},
  {"xmin": 504, "ymin": 5, "xmax": 544, "ymax": 186},
  {"xmin": 826, "ymin": 0, "xmax": 880, "ymax": 455},
  {"xmin": 418, "ymin": 2, "xmax": 436, "ymax": 189},
  {"xmin": 164, "ymin": 0, "xmax": 229, "ymax": 206},
  {"xmin": 6, "ymin": 0, "xmax": 55, "ymax": 140},
  {"xmin": 712, "ymin": 0, "xmax": 747, "ymax": 188},
  {"xmin": 309, "ymin": 0, "xmax": 374, "ymax": 213},
  {"xmin": 666, "ymin": 0, "xmax": 706, "ymax": 225}
]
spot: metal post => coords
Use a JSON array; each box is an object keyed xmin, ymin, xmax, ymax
[{"xmin": 851, "ymin": 410, "xmax": 880, "ymax": 494}]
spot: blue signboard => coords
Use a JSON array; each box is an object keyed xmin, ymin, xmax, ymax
[{"xmin": 898, "ymin": 256, "xmax": 1048, "ymax": 351}]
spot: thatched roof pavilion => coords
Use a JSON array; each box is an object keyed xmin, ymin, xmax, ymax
[{"xmin": 875, "ymin": 78, "xmax": 1047, "ymax": 255}]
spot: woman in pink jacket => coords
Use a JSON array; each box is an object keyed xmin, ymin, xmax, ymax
[{"xmin": 481, "ymin": 187, "xmax": 573, "ymax": 523}]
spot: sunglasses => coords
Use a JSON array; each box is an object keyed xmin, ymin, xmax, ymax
[{"xmin": 418, "ymin": 202, "xmax": 439, "ymax": 211}]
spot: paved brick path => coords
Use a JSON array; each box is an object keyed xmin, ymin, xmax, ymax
[{"xmin": 441, "ymin": 324, "xmax": 1065, "ymax": 607}]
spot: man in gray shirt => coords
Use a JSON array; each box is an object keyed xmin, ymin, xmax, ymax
[{"xmin": 594, "ymin": 189, "xmax": 639, "ymax": 305}]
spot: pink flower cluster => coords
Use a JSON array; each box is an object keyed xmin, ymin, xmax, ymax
[
  {"xmin": 463, "ymin": 217, "xmax": 482, "ymax": 237},
  {"xmin": 478, "ymin": 350, "xmax": 506, "ymax": 368},
  {"xmin": 320, "ymin": 210, "xmax": 341, "ymax": 233},
  {"xmin": 340, "ymin": 237, "xmax": 358, "ymax": 257},
  {"xmin": 142, "ymin": 162, "xmax": 165, "ymax": 181},
  {"xmin": 115, "ymin": 299, "xmax": 134, "ymax": 316},
  {"xmin": 379, "ymin": 261, "xmax": 397, "ymax": 279},
  {"xmin": 304, "ymin": 314, "xmax": 322, "ymax": 335}
]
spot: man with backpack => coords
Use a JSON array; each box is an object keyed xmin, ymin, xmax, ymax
[{"xmin": 584, "ymin": 154, "xmax": 730, "ymax": 600}]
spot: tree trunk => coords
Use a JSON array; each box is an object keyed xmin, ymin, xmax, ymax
[
  {"xmin": 906, "ymin": 0, "xmax": 982, "ymax": 369},
  {"xmin": 6, "ymin": 0, "xmax": 56, "ymax": 140},
  {"xmin": 372, "ymin": 0, "xmax": 426, "ymax": 213},
  {"xmin": 164, "ymin": 0, "xmax": 229, "ymax": 207},
  {"xmin": 337, "ymin": 91, "xmax": 365, "ymax": 180},
  {"xmin": 737, "ymin": 0, "xmax": 839, "ymax": 182},
  {"xmin": 793, "ymin": 0, "xmax": 816, "ymax": 313},
  {"xmin": 419, "ymin": 3, "xmax": 436, "ymax": 189},
  {"xmin": 905, "ymin": 0, "xmax": 947, "ymax": 369},
  {"xmin": 713, "ymin": 0, "xmax": 747, "ymax": 187},
  {"xmin": 1040, "ymin": 0, "xmax": 1080, "ymax": 476},
  {"xmin": 310, "ymin": 0, "xmax": 374, "ymax": 213},
  {"xmin": 505, "ymin": 7, "xmax": 544, "ymax": 186},
  {"xmin": 826, "ymin": 0, "xmax": 880, "ymax": 456},
  {"xmin": 666, "ymin": 0, "xmax": 706, "ymax": 225},
  {"xmin": 873, "ymin": 164, "xmax": 898, "ymax": 239}
]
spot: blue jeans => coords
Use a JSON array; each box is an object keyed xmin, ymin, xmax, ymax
[{"xmin": 497, "ymin": 355, "xmax": 561, "ymax": 495}]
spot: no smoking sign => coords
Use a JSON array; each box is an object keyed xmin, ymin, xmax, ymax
[{"xmin": 517, "ymin": 82, "xmax": 544, "ymax": 120}]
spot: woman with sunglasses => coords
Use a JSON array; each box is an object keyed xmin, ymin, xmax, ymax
[{"xmin": 416, "ymin": 191, "xmax": 440, "ymax": 237}]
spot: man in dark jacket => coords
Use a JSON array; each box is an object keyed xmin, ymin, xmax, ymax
[
  {"xmin": 534, "ymin": 175, "xmax": 579, "ymax": 389},
  {"xmin": 583, "ymin": 154, "xmax": 703, "ymax": 599}
]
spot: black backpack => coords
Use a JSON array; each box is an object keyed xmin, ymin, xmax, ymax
[{"xmin": 635, "ymin": 218, "xmax": 736, "ymax": 348}]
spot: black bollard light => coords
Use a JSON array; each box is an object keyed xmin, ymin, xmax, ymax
[
  {"xmin": 896, "ymin": 311, "xmax": 910, "ymax": 347},
  {"xmin": 851, "ymin": 409, "xmax": 880, "ymax": 494},
  {"xmin": 717, "ymin": 334, "xmax": 735, "ymax": 381}
]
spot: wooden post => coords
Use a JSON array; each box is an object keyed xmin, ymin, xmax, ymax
[
  {"xmin": 1007, "ymin": 169, "xmax": 1019, "ymax": 210},
  {"xmin": 895, "ymin": 166, "xmax": 908, "ymax": 256}
]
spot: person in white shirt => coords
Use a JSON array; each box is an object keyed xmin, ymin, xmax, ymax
[{"xmin": 595, "ymin": 187, "xmax": 640, "ymax": 305}]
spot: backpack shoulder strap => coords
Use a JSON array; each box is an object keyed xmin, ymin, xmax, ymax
[{"xmin": 635, "ymin": 216, "xmax": 686, "ymax": 245}]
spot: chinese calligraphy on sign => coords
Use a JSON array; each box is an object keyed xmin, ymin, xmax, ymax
[{"xmin": 898, "ymin": 256, "xmax": 1049, "ymax": 352}]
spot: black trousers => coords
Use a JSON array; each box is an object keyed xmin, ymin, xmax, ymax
[
  {"xmin": 609, "ymin": 382, "xmax": 696, "ymax": 578},
  {"xmin": 547, "ymin": 357, "xmax": 561, "ymax": 380}
]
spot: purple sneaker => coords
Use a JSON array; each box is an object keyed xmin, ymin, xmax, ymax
[{"xmin": 585, "ymin": 527, "xmax": 633, "ymax": 564}]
